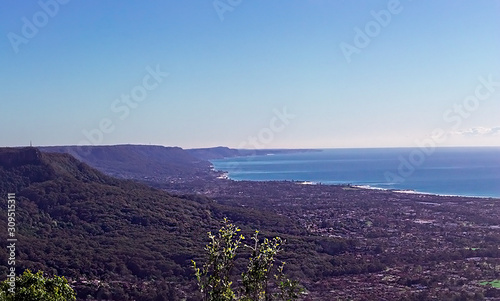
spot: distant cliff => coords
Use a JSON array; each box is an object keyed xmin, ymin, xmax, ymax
[
  {"xmin": 187, "ymin": 146, "xmax": 321, "ymax": 160},
  {"xmin": 186, "ymin": 146, "xmax": 242, "ymax": 160},
  {"xmin": 0, "ymin": 147, "xmax": 43, "ymax": 167}
]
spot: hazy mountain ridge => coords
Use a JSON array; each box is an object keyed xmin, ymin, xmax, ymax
[
  {"xmin": 37, "ymin": 145, "xmax": 319, "ymax": 189},
  {"xmin": 39, "ymin": 145, "xmax": 211, "ymax": 181}
]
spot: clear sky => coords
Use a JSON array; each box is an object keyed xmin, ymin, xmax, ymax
[{"xmin": 1, "ymin": 0, "xmax": 499, "ymax": 149}]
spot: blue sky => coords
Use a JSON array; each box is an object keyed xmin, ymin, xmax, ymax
[{"xmin": 1, "ymin": 0, "xmax": 499, "ymax": 149}]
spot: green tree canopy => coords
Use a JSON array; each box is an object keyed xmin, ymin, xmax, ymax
[{"xmin": 0, "ymin": 269, "xmax": 76, "ymax": 301}]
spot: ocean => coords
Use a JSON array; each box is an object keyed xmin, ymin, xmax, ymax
[{"xmin": 211, "ymin": 147, "xmax": 500, "ymax": 198}]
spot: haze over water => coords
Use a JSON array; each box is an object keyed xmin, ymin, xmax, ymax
[{"xmin": 211, "ymin": 147, "xmax": 500, "ymax": 198}]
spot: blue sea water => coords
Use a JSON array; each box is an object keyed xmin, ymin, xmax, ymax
[{"xmin": 211, "ymin": 147, "xmax": 500, "ymax": 198}]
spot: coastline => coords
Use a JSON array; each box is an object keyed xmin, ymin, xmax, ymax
[
  {"xmin": 197, "ymin": 170, "xmax": 500, "ymax": 300},
  {"xmin": 352, "ymin": 184, "xmax": 500, "ymax": 200},
  {"xmin": 210, "ymin": 147, "xmax": 500, "ymax": 200},
  {"xmin": 209, "ymin": 168, "xmax": 500, "ymax": 200}
]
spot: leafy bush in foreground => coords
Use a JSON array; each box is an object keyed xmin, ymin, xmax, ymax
[
  {"xmin": 192, "ymin": 219, "xmax": 303, "ymax": 301},
  {"xmin": 0, "ymin": 269, "xmax": 76, "ymax": 301}
]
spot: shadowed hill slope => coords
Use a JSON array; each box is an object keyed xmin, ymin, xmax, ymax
[{"xmin": 0, "ymin": 148, "xmax": 213, "ymax": 282}]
